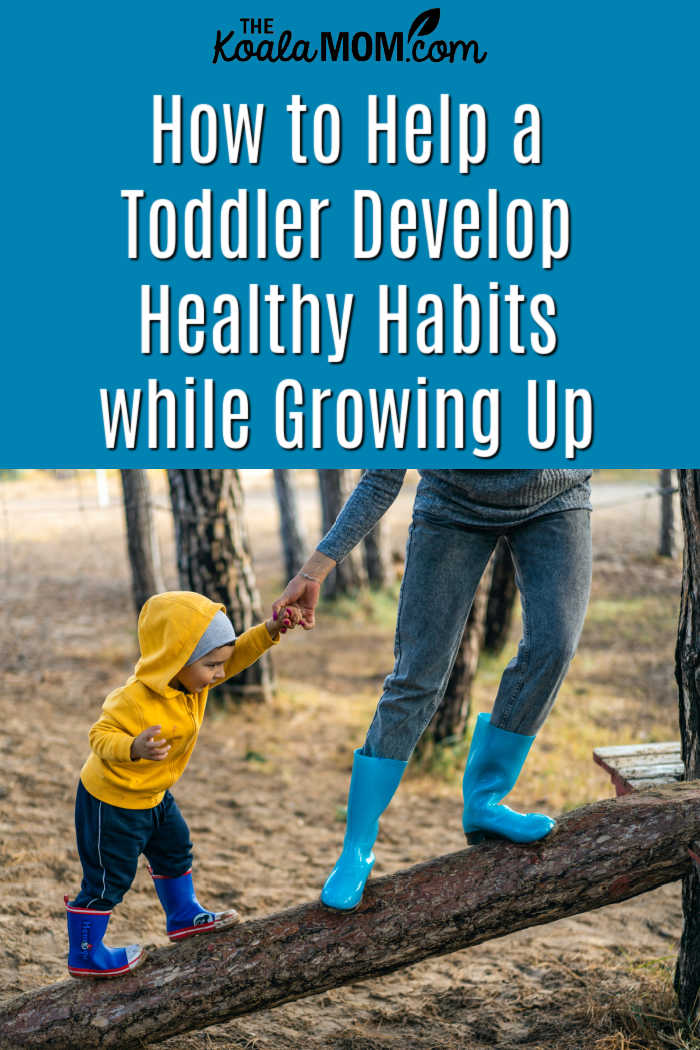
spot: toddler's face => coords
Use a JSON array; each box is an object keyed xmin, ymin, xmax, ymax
[{"xmin": 172, "ymin": 643, "xmax": 235, "ymax": 693}]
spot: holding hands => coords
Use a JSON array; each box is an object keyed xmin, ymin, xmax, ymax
[
  {"xmin": 271, "ymin": 551, "xmax": 336, "ymax": 630},
  {"xmin": 266, "ymin": 603, "xmax": 305, "ymax": 638}
]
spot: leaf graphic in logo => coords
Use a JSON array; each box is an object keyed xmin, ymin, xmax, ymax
[{"xmin": 407, "ymin": 8, "xmax": 441, "ymax": 41}]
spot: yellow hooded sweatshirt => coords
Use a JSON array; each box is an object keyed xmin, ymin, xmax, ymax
[{"xmin": 80, "ymin": 591, "xmax": 278, "ymax": 808}]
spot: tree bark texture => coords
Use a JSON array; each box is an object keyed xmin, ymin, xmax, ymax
[
  {"xmin": 484, "ymin": 538, "xmax": 518, "ymax": 655},
  {"xmin": 272, "ymin": 469, "xmax": 307, "ymax": 581},
  {"xmin": 674, "ymin": 470, "xmax": 700, "ymax": 1020},
  {"xmin": 659, "ymin": 468, "xmax": 677, "ymax": 558},
  {"xmin": 167, "ymin": 469, "xmax": 273, "ymax": 702},
  {"xmin": 317, "ymin": 469, "xmax": 366, "ymax": 599},
  {"xmin": 420, "ymin": 556, "xmax": 494, "ymax": 749},
  {"xmin": 362, "ymin": 520, "xmax": 388, "ymax": 589},
  {"xmin": 119, "ymin": 470, "xmax": 164, "ymax": 613},
  {"xmin": 5, "ymin": 784, "xmax": 697, "ymax": 1050}
]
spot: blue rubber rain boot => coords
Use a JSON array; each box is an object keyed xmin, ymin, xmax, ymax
[
  {"xmin": 462, "ymin": 713, "xmax": 555, "ymax": 845},
  {"xmin": 66, "ymin": 898, "xmax": 144, "ymax": 978},
  {"xmin": 321, "ymin": 749, "xmax": 407, "ymax": 911},
  {"xmin": 150, "ymin": 869, "xmax": 239, "ymax": 941}
]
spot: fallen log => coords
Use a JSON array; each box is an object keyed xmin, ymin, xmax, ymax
[{"xmin": 2, "ymin": 782, "xmax": 699, "ymax": 1050}]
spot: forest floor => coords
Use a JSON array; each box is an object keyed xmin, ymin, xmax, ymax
[{"xmin": 0, "ymin": 469, "xmax": 696, "ymax": 1050}]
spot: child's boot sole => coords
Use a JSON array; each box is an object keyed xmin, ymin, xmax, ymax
[
  {"xmin": 68, "ymin": 950, "xmax": 146, "ymax": 979},
  {"xmin": 168, "ymin": 909, "xmax": 239, "ymax": 941}
]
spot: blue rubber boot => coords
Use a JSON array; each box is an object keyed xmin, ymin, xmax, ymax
[
  {"xmin": 66, "ymin": 898, "xmax": 144, "ymax": 978},
  {"xmin": 321, "ymin": 749, "xmax": 407, "ymax": 911},
  {"xmin": 150, "ymin": 869, "xmax": 239, "ymax": 941},
  {"xmin": 462, "ymin": 713, "xmax": 555, "ymax": 845}
]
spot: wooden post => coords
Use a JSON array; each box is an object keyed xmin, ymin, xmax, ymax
[
  {"xmin": 95, "ymin": 470, "xmax": 110, "ymax": 508},
  {"xmin": 2, "ymin": 784, "xmax": 699, "ymax": 1050}
]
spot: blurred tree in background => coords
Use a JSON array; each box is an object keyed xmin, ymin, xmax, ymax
[
  {"xmin": 362, "ymin": 518, "xmax": 388, "ymax": 590},
  {"xmin": 659, "ymin": 468, "xmax": 676, "ymax": 558},
  {"xmin": 316, "ymin": 470, "xmax": 367, "ymax": 599},
  {"xmin": 483, "ymin": 538, "xmax": 518, "ymax": 656},
  {"xmin": 120, "ymin": 469, "xmax": 164, "ymax": 612},
  {"xmin": 273, "ymin": 469, "xmax": 307, "ymax": 582},
  {"xmin": 417, "ymin": 559, "xmax": 495, "ymax": 753},
  {"xmin": 167, "ymin": 469, "xmax": 274, "ymax": 702}
]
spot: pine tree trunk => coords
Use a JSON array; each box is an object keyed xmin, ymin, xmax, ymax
[
  {"xmin": 167, "ymin": 469, "xmax": 274, "ymax": 702},
  {"xmin": 119, "ymin": 469, "xmax": 164, "ymax": 613},
  {"xmin": 363, "ymin": 521, "xmax": 388, "ymax": 589},
  {"xmin": 420, "ymin": 557, "xmax": 494, "ymax": 749},
  {"xmin": 317, "ymin": 470, "xmax": 366, "ymax": 599},
  {"xmin": 674, "ymin": 469, "xmax": 700, "ymax": 1021},
  {"xmin": 273, "ymin": 469, "xmax": 307, "ymax": 581},
  {"xmin": 483, "ymin": 538, "xmax": 518, "ymax": 654},
  {"xmin": 659, "ymin": 468, "xmax": 676, "ymax": 558}
]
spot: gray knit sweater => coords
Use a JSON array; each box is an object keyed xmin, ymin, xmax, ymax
[{"xmin": 317, "ymin": 469, "xmax": 592, "ymax": 563}]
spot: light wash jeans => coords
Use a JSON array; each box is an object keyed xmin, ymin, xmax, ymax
[{"xmin": 363, "ymin": 506, "xmax": 592, "ymax": 760}]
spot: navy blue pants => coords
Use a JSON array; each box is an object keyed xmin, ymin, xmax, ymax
[{"xmin": 72, "ymin": 781, "xmax": 193, "ymax": 909}]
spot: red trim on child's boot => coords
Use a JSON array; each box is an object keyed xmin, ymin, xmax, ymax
[
  {"xmin": 148, "ymin": 867, "xmax": 193, "ymax": 880},
  {"xmin": 167, "ymin": 910, "xmax": 239, "ymax": 941},
  {"xmin": 68, "ymin": 952, "xmax": 144, "ymax": 979},
  {"xmin": 64, "ymin": 898, "xmax": 111, "ymax": 916}
]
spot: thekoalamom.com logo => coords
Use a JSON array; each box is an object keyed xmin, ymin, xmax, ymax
[{"xmin": 212, "ymin": 9, "xmax": 487, "ymax": 65}]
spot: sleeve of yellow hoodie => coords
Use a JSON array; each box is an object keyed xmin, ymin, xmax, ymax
[{"xmin": 221, "ymin": 621, "xmax": 279, "ymax": 683}]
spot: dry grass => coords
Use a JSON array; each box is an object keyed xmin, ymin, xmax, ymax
[{"xmin": 589, "ymin": 957, "xmax": 700, "ymax": 1050}]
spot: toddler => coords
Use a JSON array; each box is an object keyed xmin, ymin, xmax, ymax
[{"xmin": 66, "ymin": 590, "xmax": 298, "ymax": 978}]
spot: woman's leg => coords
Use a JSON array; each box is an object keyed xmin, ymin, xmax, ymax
[
  {"xmin": 461, "ymin": 509, "xmax": 592, "ymax": 844},
  {"xmin": 323, "ymin": 512, "xmax": 497, "ymax": 909},
  {"xmin": 490, "ymin": 509, "xmax": 592, "ymax": 734},
  {"xmin": 364, "ymin": 512, "xmax": 498, "ymax": 760}
]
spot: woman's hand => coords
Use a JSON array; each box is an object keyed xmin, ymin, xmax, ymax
[
  {"xmin": 271, "ymin": 551, "xmax": 335, "ymax": 630},
  {"xmin": 272, "ymin": 575, "xmax": 320, "ymax": 630}
]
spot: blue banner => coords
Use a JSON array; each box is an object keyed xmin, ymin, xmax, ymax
[{"xmin": 2, "ymin": 2, "xmax": 697, "ymax": 465}]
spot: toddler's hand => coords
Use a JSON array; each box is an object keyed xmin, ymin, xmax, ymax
[
  {"xmin": 266, "ymin": 604, "xmax": 303, "ymax": 638},
  {"xmin": 131, "ymin": 725, "xmax": 170, "ymax": 761}
]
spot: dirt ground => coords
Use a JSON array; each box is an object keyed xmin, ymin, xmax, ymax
[{"xmin": 0, "ymin": 470, "xmax": 694, "ymax": 1049}]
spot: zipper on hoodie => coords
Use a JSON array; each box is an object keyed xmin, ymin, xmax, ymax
[
  {"xmin": 186, "ymin": 696, "xmax": 197, "ymax": 745},
  {"xmin": 168, "ymin": 694, "xmax": 198, "ymax": 784}
]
